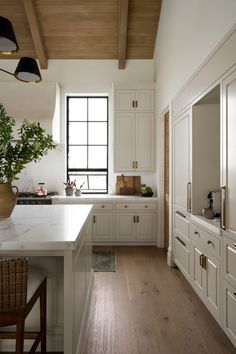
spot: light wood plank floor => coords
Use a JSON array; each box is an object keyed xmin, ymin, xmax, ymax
[{"xmin": 82, "ymin": 246, "xmax": 236, "ymax": 354}]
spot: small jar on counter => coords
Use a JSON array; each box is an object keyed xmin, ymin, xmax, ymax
[{"xmin": 36, "ymin": 182, "xmax": 47, "ymax": 196}]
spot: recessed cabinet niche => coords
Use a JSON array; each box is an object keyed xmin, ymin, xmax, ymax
[
  {"xmin": 113, "ymin": 84, "xmax": 155, "ymax": 172},
  {"xmin": 173, "ymin": 85, "xmax": 220, "ymax": 215}
]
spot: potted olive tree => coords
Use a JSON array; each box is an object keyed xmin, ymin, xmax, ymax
[{"xmin": 0, "ymin": 103, "xmax": 56, "ymax": 218}]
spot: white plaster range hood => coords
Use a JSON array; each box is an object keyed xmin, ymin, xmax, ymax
[{"xmin": 0, "ymin": 82, "xmax": 60, "ymax": 142}]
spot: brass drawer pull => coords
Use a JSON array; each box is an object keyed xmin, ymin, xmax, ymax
[
  {"xmin": 233, "ymin": 244, "xmax": 236, "ymax": 249},
  {"xmin": 207, "ymin": 240, "xmax": 214, "ymax": 246},
  {"xmin": 194, "ymin": 231, "xmax": 200, "ymax": 237},
  {"xmin": 124, "ymin": 205, "xmax": 128, "ymax": 208},
  {"xmin": 93, "ymin": 215, "xmax": 96, "ymax": 223},
  {"xmin": 145, "ymin": 205, "xmax": 148, "ymax": 208},
  {"xmin": 233, "ymin": 292, "xmax": 236, "ymax": 298},
  {"xmin": 101, "ymin": 205, "xmax": 105, "ymax": 208}
]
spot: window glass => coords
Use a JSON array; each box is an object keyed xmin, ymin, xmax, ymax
[{"xmin": 67, "ymin": 96, "xmax": 108, "ymax": 193}]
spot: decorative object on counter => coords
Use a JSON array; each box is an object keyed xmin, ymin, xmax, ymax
[
  {"xmin": 140, "ymin": 185, "xmax": 154, "ymax": 197},
  {"xmin": 202, "ymin": 191, "xmax": 221, "ymax": 219},
  {"xmin": 64, "ymin": 179, "xmax": 76, "ymax": 196},
  {"xmin": 36, "ymin": 182, "xmax": 47, "ymax": 196},
  {"xmin": 0, "ymin": 103, "xmax": 56, "ymax": 218},
  {"xmin": 0, "ymin": 16, "xmax": 42, "ymax": 82},
  {"xmin": 116, "ymin": 175, "xmax": 141, "ymax": 195},
  {"xmin": 92, "ymin": 246, "xmax": 116, "ymax": 272},
  {"xmin": 75, "ymin": 181, "xmax": 85, "ymax": 196}
]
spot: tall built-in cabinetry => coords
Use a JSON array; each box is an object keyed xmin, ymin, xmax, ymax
[
  {"xmin": 171, "ymin": 40, "xmax": 236, "ymax": 347},
  {"xmin": 221, "ymin": 70, "xmax": 236, "ymax": 346},
  {"xmin": 113, "ymin": 83, "xmax": 155, "ymax": 172}
]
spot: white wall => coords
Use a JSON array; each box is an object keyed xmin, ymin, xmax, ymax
[
  {"xmin": 154, "ymin": 0, "xmax": 236, "ymax": 114},
  {"xmin": 0, "ymin": 59, "xmax": 155, "ymax": 194}
]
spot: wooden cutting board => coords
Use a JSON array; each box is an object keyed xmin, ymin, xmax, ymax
[{"xmin": 116, "ymin": 175, "xmax": 141, "ymax": 195}]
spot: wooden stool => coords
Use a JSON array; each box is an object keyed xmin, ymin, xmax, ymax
[{"xmin": 0, "ymin": 258, "xmax": 47, "ymax": 353}]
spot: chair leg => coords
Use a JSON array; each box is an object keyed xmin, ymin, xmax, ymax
[
  {"xmin": 16, "ymin": 316, "xmax": 25, "ymax": 354},
  {"xmin": 40, "ymin": 279, "xmax": 47, "ymax": 353}
]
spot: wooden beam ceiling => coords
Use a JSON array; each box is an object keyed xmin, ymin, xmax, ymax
[
  {"xmin": 118, "ymin": 0, "xmax": 129, "ymax": 69},
  {"xmin": 22, "ymin": 0, "xmax": 48, "ymax": 69}
]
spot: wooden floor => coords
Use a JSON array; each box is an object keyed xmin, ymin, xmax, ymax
[{"xmin": 82, "ymin": 246, "xmax": 236, "ymax": 354}]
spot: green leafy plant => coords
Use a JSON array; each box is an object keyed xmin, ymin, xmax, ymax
[{"xmin": 0, "ymin": 103, "xmax": 57, "ymax": 183}]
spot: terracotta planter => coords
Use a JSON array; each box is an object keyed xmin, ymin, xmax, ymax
[{"xmin": 0, "ymin": 183, "xmax": 19, "ymax": 218}]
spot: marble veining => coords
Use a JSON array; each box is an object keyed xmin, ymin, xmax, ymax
[{"xmin": 0, "ymin": 204, "xmax": 93, "ymax": 250}]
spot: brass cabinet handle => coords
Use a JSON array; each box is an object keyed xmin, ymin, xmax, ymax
[
  {"xmin": 135, "ymin": 161, "xmax": 138, "ymax": 168},
  {"xmin": 101, "ymin": 205, "xmax": 105, "ymax": 208},
  {"xmin": 93, "ymin": 215, "xmax": 96, "ymax": 223},
  {"xmin": 233, "ymin": 244, "xmax": 236, "ymax": 249},
  {"xmin": 199, "ymin": 254, "xmax": 204, "ymax": 267},
  {"xmin": 136, "ymin": 100, "xmax": 138, "ymax": 108},
  {"xmin": 194, "ymin": 231, "xmax": 200, "ymax": 237},
  {"xmin": 132, "ymin": 100, "xmax": 135, "ymax": 108},
  {"xmin": 176, "ymin": 236, "xmax": 186, "ymax": 248},
  {"xmin": 199, "ymin": 254, "xmax": 207, "ymax": 269},
  {"xmin": 220, "ymin": 186, "xmax": 226, "ymax": 230},
  {"xmin": 145, "ymin": 205, "xmax": 148, "ymax": 208},
  {"xmin": 233, "ymin": 292, "xmax": 236, "ymax": 298},
  {"xmin": 124, "ymin": 205, "xmax": 128, "ymax": 208},
  {"xmin": 187, "ymin": 182, "xmax": 191, "ymax": 213},
  {"xmin": 137, "ymin": 215, "xmax": 139, "ymax": 223},
  {"xmin": 207, "ymin": 240, "xmax": 214, "ymax": 246},
  {"xmin": 176, "ymin": 211, "xmax": 186, "ymax": 218},
  {"xmin": 202, "ymin": 256, "xmax": 207, "ymax": 269},
  {"xmin": 132, "ymin": 161, "xmax": 135, "ymax": 168}
]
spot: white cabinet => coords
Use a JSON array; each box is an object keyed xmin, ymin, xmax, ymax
[
  {"xmin": 115, "ymin": 212, "xmax": 156, "ymax": 242},
  {"xmin": 173, "ymin": 110, "xmax": 191, "ymax": 212},
  {"xmin": 190, "ymin": 222, "xmax": 221, "ymax": 323},
  {"xmin": 222, "ymin": 71, "xmax": 236, "ymax": 237},
  {"xmin": 115, "ymin": 89, "xmax": 155, "ymax": 111},
  {"xmin": 173, "ymin": 210, "xmax": 191, "ymax": 279},
  {"xmin": 114, "ymin": 85, "xmax": 155, "ymax": 172},
  {"xmin": 115, "ymin": 202, "xmax": 157, "ymax": 242},
  {"xmin": 222, "ymin": 234, "xmax": 236, "ymax": 346},
  {"xmin": 52, "ymin": 197, "xmax": 158, "ymax": 245},
  {"xmin": 92, "ymin": 213, "xmax": 114, "ymax": 241}
]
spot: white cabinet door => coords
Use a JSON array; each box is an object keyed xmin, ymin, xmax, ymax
[
  {"xmin": 115, "ymin": 89, "xmax": 154, "ymax": 111},
  {"xmin": 135, "ymin": 90, "xmax": 155, "ymax": 111},
  {"xmin": 93, "ymin": 213, "xmax": 114, "ymax": 241},
  {"xmin": 173, "ymin": 110, "xmax": 191, "ymax": 212},
  {"xmin": 135, "ymin": 113, "xmax": 154, "ymax": 171},
  {"xmin": 115, "ymin": 213, "xmax": 136, "ymax": 241},
  {"xmin": 223, "ymin": 279, "xmax": 236, "ymax": 347},
  {"xmin": 136, "ymin": 213, "xmax": 156, "ymax": 241},
  {"xmin": 191, "ymin": 243, "xmax": 205, "ymax": 296},
  {"xmin": 204, "ymin": 254, "xmax": 220, "ymax": 321},
  {"xmin": 222, "ymin": 72, "xmax": 236, "ymax": 237},
  {"xmin": 115, "ymin": 112, "xmax": 135, "ymax": 171}
]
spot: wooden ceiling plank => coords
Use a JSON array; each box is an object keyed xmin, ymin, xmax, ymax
[
  {"xmin": 22, "ymin": 0, "xmax": 48, "ymax": 69},
  {"xmin": 118, "ymin": 0, "xmax": 129, "ymax": 69}
]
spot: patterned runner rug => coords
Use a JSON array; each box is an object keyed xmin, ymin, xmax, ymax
[{"xmin": 92, "ymin": 246, "xmax": 116, "ymax": 272}]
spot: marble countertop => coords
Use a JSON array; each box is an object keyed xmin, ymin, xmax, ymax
[
  {"xmin": 0, "ymin": 204, "xmax": 93, "ymax": 251},
  {"xmin": 52, "ymin": 195, "xmax": 158, "ymax": 202}
]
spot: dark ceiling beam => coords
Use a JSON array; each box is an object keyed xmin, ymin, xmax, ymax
[
  {"xmin": 22, "ymin": 0, "xmax": 48, "ymax": 69},
  {"xmin": 118, "ymin": 0, "xmax": 129, "ymax": 69}
]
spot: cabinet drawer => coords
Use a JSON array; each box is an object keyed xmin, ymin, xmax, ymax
[
  {"xmin": 115, "ymin": 203, "xmax": 156, "ymax": 211},
  {"xmin": 223, "ymin": 279, "xmax": 236, "ymax": 347},
  {"xmin": 223, "ymin": 236, "xmax": 236, "ymax": 288},
  {"xmin": 174, "ymin": 234, "xmax": 190, "ymax": 278},
  {"xmin": 174, "ymin": 211, "xmax": 189, "ymax": 239},
  {"xmin": 93, "ymin": 203, "xmax": 114, "ymax": 211},
  {"xmin": 190, "ymin": 223, "xmax": 220, "ymax": 259}
]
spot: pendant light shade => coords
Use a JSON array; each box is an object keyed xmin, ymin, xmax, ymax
[
  {"xmin": 0, "ymin": 16, "xmax": 19, "ymax": 54},
  {"xmin": 14, "ymin": 57, "xmax": 42, "ymax": 83}
]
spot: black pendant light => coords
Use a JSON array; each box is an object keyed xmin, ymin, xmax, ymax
[
  {"xmin": 14, "ymin": 57, "xmax": 42, "ymax": 82},
  {"xmin": 0, "ymin": 16, "xmax": 19, "ymax": 54},
  {"xmin": 0, "ymin": 17, "xmax": 42, "ymax": 83}
]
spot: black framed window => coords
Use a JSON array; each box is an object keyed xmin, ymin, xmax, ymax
[{"xmin": 67, "ymin": 96, "xmax": 108, "ymax": 193}]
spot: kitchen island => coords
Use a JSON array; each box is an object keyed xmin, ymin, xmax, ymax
[{"xmin": 0, "ymin": 204, "xmax": 93, "ymax": 354}]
